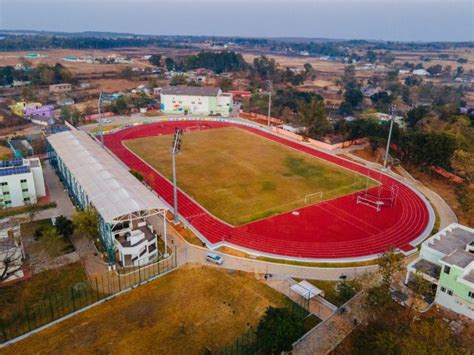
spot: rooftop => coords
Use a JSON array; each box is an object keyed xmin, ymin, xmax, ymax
[
  {"xmin": 161, "ymin": 85, "xmax": 221, "ymax": 97},
  {"xmin": 47, "ymin": 129, "xmax": 167, "ymax": 222},
  {"xmin": 428, "ymin": 226, "xmax": 474, "ymax": 255},
  {"xmin": 441, "ymin": 249, "xmax": 473, "ymax": 268},
  {"xmin": 412, "ymin": 258, "xmax": 441, "ymax": 279}
]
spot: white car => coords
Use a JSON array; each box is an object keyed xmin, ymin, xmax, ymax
[
  {"xmin": 206, "ymin": 252, "xmax": 224, "ymax": 265},
  {"xmin": 102, "ymin": 118, "xmax": 113, "ymax": 123}
]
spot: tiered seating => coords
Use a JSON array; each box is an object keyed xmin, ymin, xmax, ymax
[{"xmin": 103, "ymin": 120, "xmax": 430, "ymax": 260}]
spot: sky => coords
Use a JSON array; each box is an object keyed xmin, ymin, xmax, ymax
[{"xmin": 0, "ymin": 0, "xmax": 473, "ymax": 42}]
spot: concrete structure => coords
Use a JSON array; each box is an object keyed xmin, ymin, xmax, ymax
[
  {"xmin": 47, "ymin": 128, "xmax": 168, "ymax": 267},
  {"xmin": 0, "ymin": 158, "xmax": 46, "ymax": 209},
  {"xmin": 406, "ymin": 223, "xmax": 474, "ymax": 319},
  {"xmin": 160, "ymin": 86, "xmax": 233, "ymax": 117},
  {"xmin": 49, "ymin": 83, "xmax": 72, "ymax": 93}
]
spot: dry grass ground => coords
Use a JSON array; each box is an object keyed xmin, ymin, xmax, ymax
[
  {"xmin": 3, "ymin": 266, "xmax": 291, "ymax": 354},
  {"xmin": 125, "ymin": 127, "xmax": 374, "ymax": 225}
]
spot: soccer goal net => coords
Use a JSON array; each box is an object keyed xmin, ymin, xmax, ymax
[{"xmin": 304, "ymin": 191, "xmax": 324, "ymax": 205}]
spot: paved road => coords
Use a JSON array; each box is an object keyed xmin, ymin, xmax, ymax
[
  {"xmin": 36, "ymin": 161, "xmax": 76, "ymax": 219},
  {"xmin": 148, "ymin": 215, "xmax": 378, "ymax": 281}
]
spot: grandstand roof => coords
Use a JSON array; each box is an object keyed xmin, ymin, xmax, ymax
[{"xmin": 47, "ymin": 129, "xmax": 167, "ymax": 222}]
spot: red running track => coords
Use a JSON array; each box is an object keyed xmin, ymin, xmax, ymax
[{"xmin": 104, "ymin": 121, "xmax": 432, "ymax": 261}]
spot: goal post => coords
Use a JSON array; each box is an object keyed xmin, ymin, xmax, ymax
[{"xmin": 304, "ymin": 191, "xmax": 323, "ymax": 204}]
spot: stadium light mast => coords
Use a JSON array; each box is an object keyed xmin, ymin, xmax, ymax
[
  {"xmin": 383, "ymin": 104, "xmax": 396, "ymax": 170},
  {"xmin": 171, "ymin": 128, "xmax": 183, "ymax": 224},
  {"xmin": 266, "ymin": 80, "xmax": 272, "ymax": 127},
  {"xmin": 98, "ymin": 91, "xmax": 104, "ymax": 147}
]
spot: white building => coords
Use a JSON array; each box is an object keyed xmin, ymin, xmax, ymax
[
  {"xmin": 0, "ymin": 158, "xmax": 46, "ymax": 209},
  {"xmin": 413, "ymin": 69, "xmax": 430, "ymax": 76},
  {"xmin": 160, "ymin": 86, "xmax": 233, "ymax": 117},
  {"xmin": 406, "ymin": 223, "xmax": 474, "ymax": 319}
]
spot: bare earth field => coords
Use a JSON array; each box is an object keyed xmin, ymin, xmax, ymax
[
  {"xmin": 3, "ymin": 266, "xmax": 291, "ymax": 354},
  {"xmin": 125, "ymin": 126, "xmax": 374, "ymax": 225}
]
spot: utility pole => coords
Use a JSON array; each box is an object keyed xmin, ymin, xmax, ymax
[
  {"xmin": 267, "ymin": 81, "xmax": 272, "ymax": 127},
  {"xmin": 98, "ymin": 91, "xmax": 104, "ymax": 147},
  {"xmin": 383, "ymin": 104, "xmax": 396, "ymax": 169},
  {"xmin": 171, "ymin": 128, "xmax": 183, "ymax": 224}
]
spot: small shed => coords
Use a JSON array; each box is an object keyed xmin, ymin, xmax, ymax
[{"xmin": 290, "ymin": 280, "xmax": 323, "ymax": 300}]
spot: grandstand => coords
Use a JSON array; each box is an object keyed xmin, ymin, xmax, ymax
[{"xmin": 47, "ymin": 128, "xmax": 169, "ymax": 267}]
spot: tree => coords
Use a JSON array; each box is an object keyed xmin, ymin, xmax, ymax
[
  {"xmin": 129, "ymin": 169, "xmax": 144, "ymax": 182},
  {"xmin": 253, "ymin": 56, "xmax": 277, "ymax": 80},
  {"xmin": 406, "ymin": 105, "xmax": 430, "ymax": 129},
  {"xmin": 378, "ymin": 248, "xmax": 403, "ymax": 288},
  {"xmin": 0, "ymin": 246, "xmax": 22, "ymax": 282},
  {"xmin": 427, "ymin": 64, "xmax": 443, "ymax": 76},
  {"xmin": 297, "ymin": 97, "xmax": 331, "ymax": 138},
  {"xmin": 256, "ymin": 306, "xmax": 305, "ymax": 354},
  {"xmin": 72, "ymin": 208, "xmax": 99, "ymax": 240},
  {"xmin": 165, "ymin": 57, "xmax": 176, "ymax": 71},
  {"xmin": 169, "ymin": 74, "xmax": 187, "ymax": 86},
  {"xmin": 55, "ymin": 215, "xmax": 75, "ymax": 239},
  {"xmin": 148, "ymin": 54, "xmax": 162, "ymax": 67},
  {"xmin": 337, "ymin": 281, "xmax": 356, "ymax": 302}
]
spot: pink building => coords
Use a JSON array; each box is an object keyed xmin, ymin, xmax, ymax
[{"xmin": 23, "ymin": 105, "xmax": 54, "ymax": 118}]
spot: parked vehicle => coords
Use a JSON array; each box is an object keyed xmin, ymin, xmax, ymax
[{"xmin": 206, "ymin": 252, "xmax": 224, "ymax": 265}]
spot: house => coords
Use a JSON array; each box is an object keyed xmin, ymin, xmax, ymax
[
  {"xmin": 405, "ymin": 223, "xmax": 474, "ymax": 319},
  {"xmin": 56, "ymin": 98, "xmax": 75, "ymax": 106},
  {"xmin": 9, "ymin": 102, "xmax": 43, "ymax": 117},
  {"xmin": 362, "ymin": 87, "xmax": 381, "ymax": 98},
  {"xmin": 160, "ymin": 86, "xmax": 233, "ymax": 117},
  {"xmin": 0, "ymin": 158, "xmax": 46, "ymax": 209},
  {"xmin": 101, "ymin": 93, "xmax": 123, "ymax": 104},
  {"xmin": 115, "ymin": 221, "xmax": 159, "ymax": 267},
  {"xmin": 23, "ymin": 104, "xmax": 54, "ymax": 119},
  {"xmin": 30, "ymin": 116, "xmax": 57, "ymax": 127},
  {"xmin": 12, "ymin": 80, "xmax": 31, "ymax": 87},
  {"xmin": 49, "ymin": 83, "xmax": 72, "ymax": 93},
  {"xmin": 413, "ymin": 69, "xmax": 430, "ymax": 76}
]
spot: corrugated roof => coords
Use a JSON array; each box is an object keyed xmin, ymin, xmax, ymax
[
  {"xmin": 160, "ymin": 85, "xmax": 221, "ymax": 97},
  {"xmin": 47, "ymin": 129, "xmax": 167, "ymax": 222}
]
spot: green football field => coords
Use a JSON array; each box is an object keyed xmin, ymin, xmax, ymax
[{"xmin": 125, "ymin": 127, "xmax": 376, "ymax": 225}]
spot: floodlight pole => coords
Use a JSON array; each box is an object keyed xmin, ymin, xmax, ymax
[
  {"xmin": 172, "ymin": 150, "xmax": 179, "ymax": 224},
  {"xmin": 267, "ymin": 81, "xmax": 272, "ymax": 127},
  {"xmin": 383, "ymin": 105, "xmax": 396, "ymax": 169},
  {"xmin": 171, "ymin": 128, "xmax": 182, "ymax": 225},
  {"xmin": 98, "ymin": 91, "xmax": 104, "ymax": 147}
]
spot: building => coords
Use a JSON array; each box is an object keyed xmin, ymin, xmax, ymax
[
  {"xmin": 160, "ymin": 86, "xmax": 233, "ymax": 117},
  {"xmin": 405, "ymin": 223, "xmax": 474, "ymax": 319},
  {"xmin": 0, "ymin": 158, "xmax": 46, "ymax": 209},
  {"xmin": 47, "ymin": 128, "xmax": 169, "ymax": 267},
  {"xmin": 49, "ymin": 83, "xmax": 72, "ymax": 93},
  {"xmin": 56, "ymin": 98, "xmax": 75, "ymax": 106},
  {"xmin": 23, "ymin": 104, "xmax": 54, "ymax": 119},
  {"xmin": 30, "ymin": 116, "xmax": 57, "ymax": 127},
  {"xmin": 413, "ymin": 69, "xmax": 430, "ymax": 76},
  {"xmin": 375, "ymin": 112, "xmax": 406, "ymax": 129},
  {"xmin": 9, "ymin": 102, "xmax": 42, "ymax": 117}
]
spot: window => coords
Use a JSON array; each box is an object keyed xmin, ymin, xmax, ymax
[
  {"xmin": 444, "ymin": 266, "xmax": 451, "ymax": 274},
  {"xmin": 447, "ymin": 289, "xmax": 453, "ymax": 296},
  {"xmin": 3, "ymin": 191, "xmax": 9, "ymax": 196},
  {"xmin": 440, "ymin": 286, "xmax": 446, "ymax": 293},
  {"xmin": 20, "ymin": 179, "xmax": 27, "ymax": 183},
  {"xmin": 468, "ymin": 291, "xmax": 474, "ymax": 299},
  {"xmin": 23, "ymin": 197, "xmax": 30, "ymax": 203},
  {"xmin": 1, "ymin": 182, "xmax": 7, "ymax": 186},
  {"xmin": 4, "ymin": 200, "xmax": 11, "ymax": 204}
]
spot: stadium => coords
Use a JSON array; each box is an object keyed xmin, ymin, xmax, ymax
[{"xmin": 103, "ymin": 118, "xmax": 435, "ymax": 262}]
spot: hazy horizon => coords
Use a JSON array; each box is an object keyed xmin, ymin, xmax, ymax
[{"xmin": 0, "ymin": 0, "xmax": 473, "ymax": 42}]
